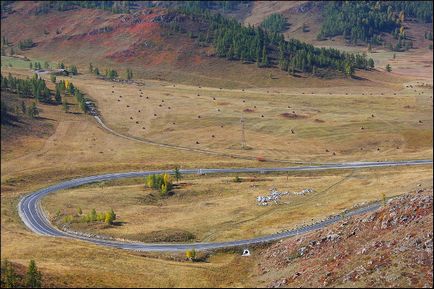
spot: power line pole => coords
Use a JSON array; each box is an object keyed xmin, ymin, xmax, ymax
[{"xmin": 240, "ymin": 112, "xmax": 246, "ymax": 149}]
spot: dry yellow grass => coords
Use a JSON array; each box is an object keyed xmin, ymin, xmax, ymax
[
  {"xmin": 1, "ymin": 43, "xmax": 432, "ymax": 286},
  {"xmin": 74, "ymin": 73, "xmax": 432, "ymax": 163},
  {"xmin": 42, "ymin": 166, "xmax": 432, "ymax": 243}
]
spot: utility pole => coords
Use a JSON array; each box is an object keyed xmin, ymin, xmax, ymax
[{"xmin": 240, "ymin": 111, "xmax": 246, "ymax": 149}]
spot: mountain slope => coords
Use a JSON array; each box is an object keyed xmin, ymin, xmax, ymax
[
  {"xmin": 256, "ymin": 188, "xmax": 433, "ymax": 288},
  {"xmin": 1, "ymin": 1, "xmax": 377, "ymax": 86}
]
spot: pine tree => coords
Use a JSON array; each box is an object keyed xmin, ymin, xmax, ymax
[
  {"xmin": 368, "ymin": 58, "xmax": 375, "ymax": 69},
  {"xmin": 344, "ymin": 62, "xmax": 354, "ymax": 78},
  {"xmin": 90, "ymin": 208, "xmax": 97, "ymax": 222},
  {"xmin": 55, "ymin": 86, "xmax": 61, "ymax": 104},
  {"xmin": 386, "ymin": 64, "xmax": 392, "ymax": 72},
  {"xmin": 21, "ymin": 101, "xmax": 27, "ymax": 114},
  {"xmin": 25, "ymin": 260, "xmax": 42, "ymax": 288},
  {"xmin": 174, "ymin": 166, "xmax": 181, "ymax": 183},
  {"xmin": 261, "ymin": 45, "xmax": 268, "ymax": 67}
]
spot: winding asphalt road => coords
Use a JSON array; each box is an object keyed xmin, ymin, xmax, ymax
[{"xmin": 18, "ymin": 159, "xmax": 432, "ymax": 252}]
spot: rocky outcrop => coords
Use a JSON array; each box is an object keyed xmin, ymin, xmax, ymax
[{"xmin": 258, "ymin": 188, "xmax": 433, "ymax": 288}]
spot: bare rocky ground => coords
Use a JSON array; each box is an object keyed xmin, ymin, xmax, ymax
[{"xmin": 257, "ymin": 188, "xmax": 433, "ymax": 288}]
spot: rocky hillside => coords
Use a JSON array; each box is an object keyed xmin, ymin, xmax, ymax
[{"xmin": 256, "ymin": 188, "xmax": 433, "ymax": 288}]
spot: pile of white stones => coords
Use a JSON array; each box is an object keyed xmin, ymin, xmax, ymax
[{"xmin": 256, "ymin": 187, "xmax": 314, "ymax": 206}]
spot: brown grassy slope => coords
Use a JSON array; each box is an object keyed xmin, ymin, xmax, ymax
[
  {"xmin": 1, "ymin": 91, "xmax": 56, "ymax": 160},
  {"xmin": 256, "ymin": 188, "xmax": 433, "ymax": 288},
  {"xmin": 0, "ymin": 1, "xmax": 405, "ymax": 89}
]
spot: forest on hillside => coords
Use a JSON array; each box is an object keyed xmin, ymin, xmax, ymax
[
  {"xmin": 170, "ymin": 4, "xmax": 374, "ymax": 77},
  {"xmin": 318, "ymin": 1, "xmax": 433, "ymax": 45}
]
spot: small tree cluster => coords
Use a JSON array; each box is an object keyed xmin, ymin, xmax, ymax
[
  {"xmin": 30, "ymin": 62, "xmax": 43, "ymax": 70},
  {"xmin": 105, "ymin": 69, "xmax": 118, "ymax": 80},
  {"xmin": 18, "ymin": 38, "xmax": 34, "ymax": 50},
  {"xmin": 145, "ymin": 173, "xmax": 173, "ymax": 196},
  {"xmin": 69, "ymin": 65, "xmax": 78, "ymax": 75},
  {"xmin": 80, "ymin": 208, "xmax": 116, "ymax": 225}
]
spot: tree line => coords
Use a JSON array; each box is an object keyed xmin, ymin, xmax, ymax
[
  {"xmin": 1, "ymin": 73, "xmax": 88, "ymax": 115},
  {"xmin": 59, "ymin": 207, "xmax": 117, "ymax": 225},
  {"xmin": 1, "ymin": 73, "xmax": 51, "ymax": 103},
  {"xmin": 89, "ymin": 63, "xmax": 133, "ymax": 80}
]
